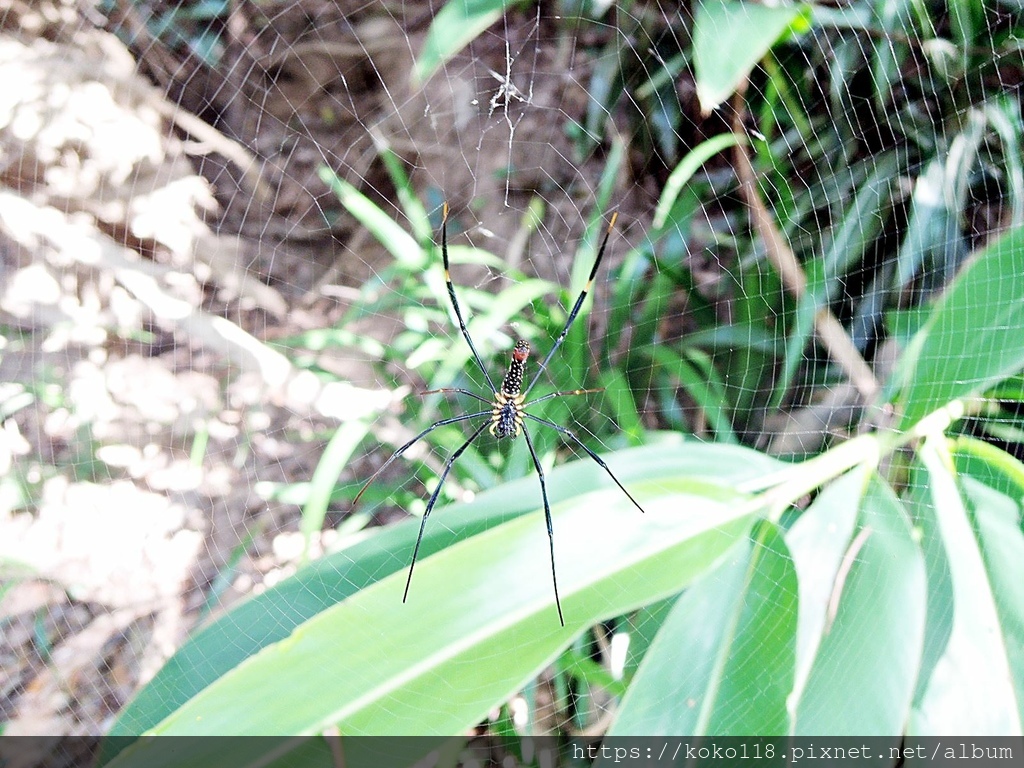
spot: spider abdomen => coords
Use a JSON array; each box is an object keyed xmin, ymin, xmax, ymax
[
  {"xmin": 490, "ymin": 392, "xmax": 524, "ymax": 438},
  {"xmin": 489, "ymin": 339, "xmax": 530, "ymax": 439}
]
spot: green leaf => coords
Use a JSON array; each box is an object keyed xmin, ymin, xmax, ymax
[
  {"xmin": 985, "ymin": 98, "xmax": 1024, "ymax": 229},
  {"xmin": 429, "ymin": 277, "xmax": 556, "ymax": 389},
  {"xmin": 654, "ymin": 134, "xmax": 745, "ymax": 230},
  {"xmin": 908, "ymin": 438, "xmax": 1023, "ymax": 734},
  {"xmin": 414, "ymin": 0, "xmax": 512, "ymax": 85},
  {"xmin": 786, "ymin": 465, "xmax": 866, "ymax": 696},
  {"xmin": 870, "ymin": 0, "xmax": 915, "ymax": 108},
  {"xmin": 608, "ymin": 521, "xmax": 796, "ymax": 735},
  {"xmin": 896, "ymin": 226, "xmax": 1024, "ymax": 429},
  {"xmin": 299, "ymin": 418, "xmax": 374, "ymax": 549},
  {"xmin": 895, "ymin": 159, "xmax": 963, "ymax": 291},
  {"xmin": 775, "ymin": 152, "xmax": 900, "ymax": 408},
  {"xmin": 793, "ymin": 475, "xmax": 926, "ymax": 735},
  {"xmin": 693, "ymin": 1, "xmax": 812, "ymax": 112},
  {"xmin": 377, "ymin": 145, "xmax": 431, "ymax": 246},
  {"xmin": 319, "ymin": 169, "xmax": 424, "ymax": 269},
  {"xmin": 948, "ymin": 0, "xmax": 984, "ymax": 50},
  {"xmin": 111, "ymin": 481, "xmax": 756, "ymax": 746},
  {"xmin": 903, "ymin": 457, "xmax": 955, "ymax": 715},
  {"xmin": 647, "ymin": 345, "xmax": 736, "ymax": 443},
  {"xmin": 105, "ymin": 443, "xmax": 782, "ymax": 749},
  {"xmin": 583, "ymin": 39, "xmax": 624, "ymax": 154},
  {"xmin": 951, "ymin": 435, "xmax": 1024, "ymax": 502},
  {"xmin": 596, "ymin": 368, "xmax": 644, "ymax": 443},
  {"xmin": 965, "ymin": 477, "xmax": 1024, "ymax": 730}
]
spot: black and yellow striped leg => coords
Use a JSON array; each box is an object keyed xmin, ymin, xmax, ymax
[
  {"xmin": 522, "ymin": 424, "xmax": 564, "ymax": 626},
  {"xmin": 421, "ymin": 387, "xmax": 493, "ymax": 406},
  {"xmin": 441, "ymin": 203, "xmax": 498, "ymax": 393},
  {"xmin": 404, "ymin": 420, "xmax": 490, "ymax": 603},
  {"xmin": 524, "ymin": 413, "xmax": 645, "ymax": 515},
  {"xmin": 524, "ymin": 212, "xmax": 618, "ymax": 397},
  {"xmin": 353, "ymin": 410, "xmax": 491, "ymax": 507}
]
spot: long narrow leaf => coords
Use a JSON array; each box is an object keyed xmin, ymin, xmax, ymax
[
  {"xmin": 786, "ymin": 465, "xmax": 867, "ymax": 698},
  {"xmin": 318, "ymin": 169, "xmax": 423, "ymax": 268},
  {"xmin": 110, "ymin": 481, "xmax": 758, "ymax": 748},
  {"xmin": 654, "ymin": 134, "xmax": 745, "ymax": 230},
  {"xmin": 608, "ymin": 521, "xmax": 796, "ymax": 736},
  {"xmin": 104, "ymin": 443, "xmax": 782, "ymax": 748},
  {"xmin": 793, "ymin": 475, "xmax": 926, "ymax": 735},
  {"xmin": 414, "ymin": 0, "xmax": 511, "ymax": 85},
  {"xmin": 908, "ymin": 438, "xmax": 1021, "ymax": 734}
]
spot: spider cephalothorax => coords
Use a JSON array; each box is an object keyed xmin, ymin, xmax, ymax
[{"xmin": 490, "ymin": 340, "xmax": 529, "ymax": 438}]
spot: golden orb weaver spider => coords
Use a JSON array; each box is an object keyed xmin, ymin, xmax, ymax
[{"xmin": 353, "ymin": 203, "xmax": 645, "ymax": 626}]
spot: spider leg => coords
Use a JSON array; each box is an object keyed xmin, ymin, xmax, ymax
[
  {"xmin": 524, "ymin": 388, "xmax": 603, "ymax": 408},
  {"xmin": 440, "ymin": 203, "xmax": 498, "ymax": 392},
  {"xmin": 522, "ymin": 424, "xmax": 564, "ymax": 627},
  {"xmin": 404, "ymin": 419, "xmax": 490, "ymax": 603},
  {"xmin": 421, "ymin": 387, "xmax": 493, "ymax": 406},
  {"xmin": 352, "ymin": 410, "xmax": 492, "ymax": 507},
  {"xmin": 524, "ymin": 212, "xmax": 618, "ymax": 397},
  {"xmin": 523, "ymin": 413, "xmax": 645, "ymax": 515}
]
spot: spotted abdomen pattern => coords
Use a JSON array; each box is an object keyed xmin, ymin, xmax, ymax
[{"xmin": 490, "ymin": 340, "xmax": 529, "ymax": 438}]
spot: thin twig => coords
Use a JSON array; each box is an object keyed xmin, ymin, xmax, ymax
[
  {"xmin": 825, "ymin": 525, "xmax": 872, "ymax": 634},
  {"xmin": 730, "ymin": 90, "xmax": 880, "ymax": 401}
]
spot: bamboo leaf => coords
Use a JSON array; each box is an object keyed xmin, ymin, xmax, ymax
[
  {"xmin": 895, "ymin": 226, "xmax": 1024, "ymax": 429},
  {"xmin": 609, "ymin": 521, "xmax": 796, "ymax": 735}
]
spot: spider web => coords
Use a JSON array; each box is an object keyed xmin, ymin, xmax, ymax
[{"xmin": 1, "ymin": 0, "xmax": 1021, "ymax": 754}]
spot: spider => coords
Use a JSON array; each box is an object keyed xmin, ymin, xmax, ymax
[{"xmin": 354, "ymin": 203, "xmax": 645, "ymax": 626}]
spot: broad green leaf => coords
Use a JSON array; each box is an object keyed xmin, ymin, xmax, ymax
[
  {"xmin": 786, "ymin": 465, "xmax": 867, "ymax": 698},
  {"xmin": 896, "ymin": 225, "xmax": 1024, "ymax": 429},
  {"xmin": 621, "ymin": 597, "xmax": 675, "ymax": 684},
  {"xmin": 607, "ymin": 522, "xmax": 796, "ymax": 736},
  {"xmin": 961, "ymin": 477, "xmax": 1024, "ymax": 729},
  {"xmin": 909, "ymin": 438, "xmax": 1022, "ymax": 734},
  {"xmin": 108, "ymin": 481, "xmax": 757, "ymax": 751},
  {"xmin": 105, "ymin": 443, "xmax": 782, "ymax": 750},
  {"xmin": 414, "ymin": 0, "xmax": 512, "ymax": 85},
  {"xmin": 693, "ymin": 1, "xmax": 811, "ymax": 112},
  {"xmin": 793, "ymin": 475, "xmax": 926, "ymax": 735}
]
